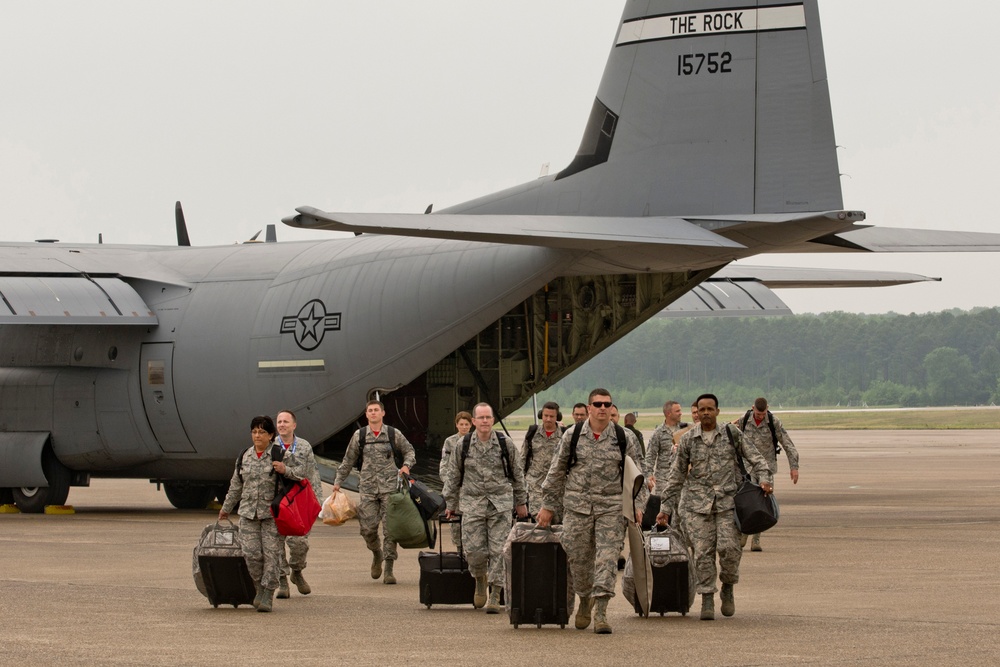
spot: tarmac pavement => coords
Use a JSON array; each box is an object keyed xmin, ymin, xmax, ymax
[{"xmin": 2, "ymin": 430, "xmax": 999, "ymax": 666}]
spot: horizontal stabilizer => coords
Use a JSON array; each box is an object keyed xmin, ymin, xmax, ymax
[
  {"xmin": 661, "ymin": 264, "xmax": 939, "ymax": 318},
  {"xmin": 816, "ymin": 227, "xmax": 1000, "ymax": 253},
  {"xmin": 283, "ymin": 207, "xmax": 745, "ymax": 250},
  {"xmin": 719, "ymin": 265, "xmax": 939, "ymax": 288}
]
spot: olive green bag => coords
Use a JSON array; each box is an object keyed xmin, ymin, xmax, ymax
[{"xmin": 385, "ymin": 478, "xmax": 430, "ymax": 549}]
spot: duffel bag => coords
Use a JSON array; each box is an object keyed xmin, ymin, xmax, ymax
[
  {"xmin": 271, "ymin": 478, "xmax": 322, "ymax": 536},
  {"xmin": 386, "ymin": 480, "xmax": 429, "ymax": 549},
  {"xmin": 733, "ymin": 480, "xmax": 779, "ymax": 534}
]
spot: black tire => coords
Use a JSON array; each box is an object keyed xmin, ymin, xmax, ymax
[
  {"xmin": 12, "ymin": 449, "xmax": 71, "ymax": 513},
  {"xmin": 163, "ymin": 483, "xmax": 216, "ymax": 510},
  {"xmin": 214, "ymin": 483, "xmax": 230, "ymax": 505},
  {"xmin": 0, "ymin": 488, "xmax": 14, "ymax": 505}
]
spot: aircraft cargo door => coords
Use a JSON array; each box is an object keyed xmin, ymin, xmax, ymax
[{"xmin": 140, "ymin": 343, "xmax": 195, "ymax": 453}]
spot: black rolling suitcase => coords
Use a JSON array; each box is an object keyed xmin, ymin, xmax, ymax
[
  {"xmin": 503, "ymin": 523, "xmax": 569, "ymax": 629},
  {"xmin": 418, "ymin": 516, "xmax": 476, "ymax": 608},
  {"xmin": 193, "ymin": 520, "xmax": 257, "ymax": 608}
]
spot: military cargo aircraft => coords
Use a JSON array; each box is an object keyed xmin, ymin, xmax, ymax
[{"xmin": 3, "ymin": 0, "xmax": 999, "ymax": 512}]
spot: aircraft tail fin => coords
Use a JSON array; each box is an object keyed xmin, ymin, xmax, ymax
[{"xmin": 450, "ymin": 0, "xmax": 842, "ymax": 218}]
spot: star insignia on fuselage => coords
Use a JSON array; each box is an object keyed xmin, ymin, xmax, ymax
[{"xmin": 280, "ymin": 299, "xmax": 341, "ymax": 351}]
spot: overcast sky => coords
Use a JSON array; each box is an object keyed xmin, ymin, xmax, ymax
[{"xmin": 2, "ymin": 1, "xmax": 997, "ymax": 315}]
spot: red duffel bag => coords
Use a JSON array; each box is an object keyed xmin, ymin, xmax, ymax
[{"xmin": 271, "ymin": 478, "xmax": 322, "ymax": 536}]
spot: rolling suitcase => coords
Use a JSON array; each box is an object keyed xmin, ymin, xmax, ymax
[
  {"xmin": 193, "ymin": 520, "xmax": 257, "ymax": 608},
  {"xmin": 623, "ymin": 525, "xmax": 695, "ymax": 616},
  {"xmin": 418, "ymin": 516, "xmax": 476, "ymax": 608},
  {"xmin": 503, "ymin": 522, "xmax": 569, "ymax": 629}
]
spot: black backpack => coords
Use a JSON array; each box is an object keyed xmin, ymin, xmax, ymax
[
  {"xmin": 739, "ymin": 409, "xmax": 782, "ymax": 456},
  {"xmin": 522, "ymin": 423, "xmax": 567, "ymax": 473},
  {"xmin": 354, "ymin": 424, "xmax": 400, "ymax": 471},
  {"xmin": 459, "ymin": 432, "xmax": 513, "ymax": 486},
  {"xmin": 566, "ymin": 422, "xmax": 628, "ymax": 484}
]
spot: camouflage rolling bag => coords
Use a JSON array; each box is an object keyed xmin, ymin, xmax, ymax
[
  {"xmin": 623, "ymin": 525, "xmax": 696, "ymax": 616},
  {"xmin": 193, "ymin": 520, "xmax": 256, "ymax": 608}
]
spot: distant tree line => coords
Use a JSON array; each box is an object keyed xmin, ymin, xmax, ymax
[{"xmin": 535, "ymin": 308, "xmax": 1000, "ymax": 409}]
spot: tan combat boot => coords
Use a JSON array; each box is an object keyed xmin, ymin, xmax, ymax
[
  {"xmin": 257, "ymin": 588, "xmax": 274, "ymax": 613},
  {"xmin": 370, "ymin": 549, "xmax": 383, "ymax": 579},
  {"xmin": 252, "ymin": 583, "xmax": 264, "ymax": 609},
  {"xmin": 574, "ymin": 596, "xmax": 592, "ymax": 630},
  {"xmin": 592, "ymin": 597, "xmax": 612, "ymax": 634},
  {"xmin": 751, "ymin": 534, "xmax": 762, "ymax": 552},
  {"xmin": 700, "ymin": 593, "xmax": 715, "ymax": 620},
  {"xmin": 740, "ymin": 533, "xmax": 749, "ymax": 549},
  {"xmin": 485, "ymin": 587, "xmax": 502, "ymax": 614},
  {"xmin": 473, "ymin": 575, "xmax": 488, "ymax": 609},
  {"xmin": 720, "ymin": 583, "xmax": 735, "ymax": 617},
  {"xmin": 276, "ymin": 575, "xmax": 290, "ymax": 599},
  {"xmin": 290, "ymin": 569, "xmax": 311, "ymax": 595},
  {"xmin": 383, "ymin": 559, "xmax": 396, "ymax": 585}
]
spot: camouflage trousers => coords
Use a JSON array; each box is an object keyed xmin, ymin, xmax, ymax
[
  {"xmin": 562, "ymin": 507, "xmax": 626, "ymax": 599},
  {"xmin": 686, "ymin": 509, "xmax": 742, "ymax": 595},
  {"xmin": 357, "ymin": 492, "xmax": 398, "ymax": 561},
  {"xmin": 239, "ymin": 516, "xmax": 280, "ymax": 591},
  {"xmin": 462, "ymin": 510, "xmax": 512, "ymax": 586},
  {"xmin": 278, "ymin": 532, "xmax": 310, "ymax": 575},
  {"xmin": 449, "ymin": 522, "xmax": 463, "ymax": 551}
]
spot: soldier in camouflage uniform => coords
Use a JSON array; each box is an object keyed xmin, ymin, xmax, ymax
[
  {"xmin": 439, "ymin": 411, "xmax": 473, "ymax": 550},
  {"xmin": 521, "ymin": 401, "xmax": 564, "ymax": 520},
  {"xmin": 538, "ymin": 389, "xmax": 646, "ymax": 635},
  {"xmin": 736, "ymin": 397, "xmax": 800, "ymax": 552},
  {"xmin": 657, "ymin": 393, "xmax": 773, "ymax": 621},
  {"xmin": 643, "ymin": 400, "xmax": 691, "ymax": 493},
  {"xmin": 219, "ymin": 415, "xmax": 284, "ymax": 612},
  {"xmin": 274, "ymin": 410, "xmax": 323, "ymax": 598},
  {"xmin": 333, "ymin": 400, "xmax": 416, "ymax": 585},
  {"xmin": 443, "ymin": 403, "xmax": 528, "ymax": 613}
]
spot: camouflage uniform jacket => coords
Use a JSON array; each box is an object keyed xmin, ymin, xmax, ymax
[
  {"xmin": 442, "ymin": 432, "xmax": 527, "ymax": 517},
  {"xmin": 661, "ymin": 423, "xmax": 772, "ymax": 517},
  {"xmin": 278, "ymin": 435, "xmax": 324, "ymax": 504},
  {"xmin": 642, "ymin": 422, "xmax": 687, "ymax": 481},
  {"xmin": 522, "ymin": 427, "xmax": 563, "ymax": 510},
  {"xmin": 439, "ymin": 432, "xmax": 464, "ymax": 479},
  {"xmin": 221, "ymin": 445, "xmax": 279, "ymax": 520},
  {"xmin": 740, "ymin": 414, "xmax": 800, "ymax": 474},
  {"xmin": 541, "ymin": 421, "xmax": 648, "ymax": 516},
  {"xmin": 334, "ymin": 425, "xmax": 416, "ymax": 495},
  {"xmin": 625, "ymin": 424, "xmax": 645, "ymax": 450}
]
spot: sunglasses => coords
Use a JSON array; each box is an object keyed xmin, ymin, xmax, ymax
[{"xmin": 591, "ymin": 401, "xmax": 613, "ymax": 408}]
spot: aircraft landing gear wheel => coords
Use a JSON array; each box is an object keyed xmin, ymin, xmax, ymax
[
  {"xmin": 163, "ymin": 483, "xmax": 216, "ymax": 510},
  {"xmin": 12, "ymin": 450, "xmax": 72, "ymax": 514}
]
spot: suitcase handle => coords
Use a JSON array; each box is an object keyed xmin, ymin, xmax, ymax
[{"xmin": 435, "ymin": 514, "xmax": 468, "ymax": 564}]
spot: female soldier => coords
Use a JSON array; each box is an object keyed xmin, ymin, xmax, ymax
[
  {"xmin": 439, "ymin": 411, "xmax": 473, "ymax": 549},
  {"xmin": 219, "ymin": 415, "xmax": 287, "ymax": 612}
]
